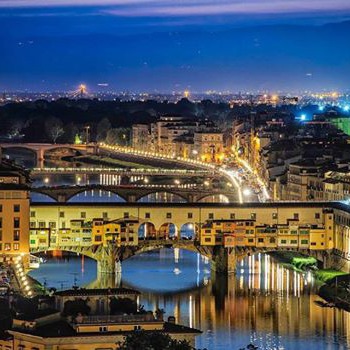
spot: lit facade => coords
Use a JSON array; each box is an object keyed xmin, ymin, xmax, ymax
[{"xmin": 0, "ymin": 156, "xmax": 30, "ymax": 266}]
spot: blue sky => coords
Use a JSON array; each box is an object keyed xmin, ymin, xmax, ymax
[{"xmin": 1, "ymin": 1, "xmax": 350, "ymax": 92}]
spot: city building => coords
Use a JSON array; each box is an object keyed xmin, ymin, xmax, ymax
[
  {"xmin": 0, "ymin": 150, "xmax": 31, "ymax": 266},
  {"xmin": 0, "ymin": 305, "xmax": 200, "ymax": 350},
  {"xmin": 54, "ymin": 288, "xmax": 140, "ymax": 314}
]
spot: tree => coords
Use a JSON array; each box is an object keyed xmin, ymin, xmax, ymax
[
  {"xmin": 106, "ymin": 128, "xmax": 131, "ymax": 146},
  {"xmin": 117, "ymin": 331, "xmax": 195, "ymax": 350},
  {"xmin": 96, "ymin": 118, "xmax": 111, "ymax": 142},
  {"xmin": 63, "ymin": 299, "xmax": 90, "ymax": 317},
  {"xmin": 45, "ymin": 116, "xmax": 64, "ymax": 143},
  {"xmin": 110, "ymin": 297, "xmax": 137, "ymax": 315}
]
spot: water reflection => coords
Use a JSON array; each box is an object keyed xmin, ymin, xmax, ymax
[{"xmin": 29, "ymin": 250, "xmax": 350, "ymax": 350}]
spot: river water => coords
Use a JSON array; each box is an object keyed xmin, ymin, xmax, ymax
[
  {"xmin": 8, "ymin": 150, "xmax": 350, "ymax": 349},
  {"xmin": 29, "ymin": 250, "xmax": 350, "ymax": 350}
]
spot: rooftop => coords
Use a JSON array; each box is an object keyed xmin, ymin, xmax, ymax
[{"xmin": 54, "ymin": 287, "xmax": 140, "ymax": 297}]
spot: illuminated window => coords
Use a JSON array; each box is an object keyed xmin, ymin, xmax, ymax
[
  {"xmin": 14, "ymin": 217, "xmax": 20, "ymax": 229},
  {"xmin": 13, "ymin": 243, "xmax": 19, "ymax": 250},
  {"xmin": 251, "ymin": 213, "xmax": 256, "ymax": 220},
  {"xmin": 4, "ymin": 243, "xmax": 10, "ymax": 251},
  {"xmin": 13, "ymin": 230, "xmax": 20, "ymax": 241}
]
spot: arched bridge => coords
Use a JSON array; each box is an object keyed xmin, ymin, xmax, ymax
[
  {"xmin": 31, "ymin": 184, "xmax": 238, "ymax": 203},
  {"xmin": 30, "ymin": 240, "xmax": 333, "ymax": 275},
  {"xmin": 0, "ymin": 143, "xmax": 98, "ymax": 167}
]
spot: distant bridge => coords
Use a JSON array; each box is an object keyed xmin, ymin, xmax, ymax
[
  {"xmin": 0, "ymin": 143, "xmax": 98, "ymax": 167},
  {"xmin": 31, "ymin": 167, "xmax": 216, "ymax": 178},
  {"xmin": 30, "ymin": 184, "xmax": 238, "ymax": 203}
]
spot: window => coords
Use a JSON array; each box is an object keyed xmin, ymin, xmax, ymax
[
  {"xmin": 301, "ymin": 239, "xmax": 308, "ymax": 244},
  {"xmin": 208, "ymin": 213, "xmax": 214, "ymax": 219},
  {"xmin": 59, "ymin": 211, "xmax": 65, "ymax": 218},
  {"xmin": 145, "ymin": 213, "xmax": 150, "ymax": 219},
  {"xmin": 95, "ymin": 235, "xmax": 102, "ymax": 242},
  {"xmin": 134, "ymin": 325, "xmax": 142, "ymax": 331},
  {"xmin": 99, "ymin": 326, "xmax": 108, "ymax": 332},
  {"xmin": 103, "ymin": 212, "xmax": 108, "ymax": 219},
  {"xmin": 311, "ymin": 242, "xmax": 316, "ymax": 246},
  {"xmin": 0, "ymin": 230, "xmax": 2, "ymax": 241},
  {"xmin": 4, "ymin": 243, "xmax": 10, "ymax": 251},
  {"xmin": 205, "ymin": 238, "xmax": 211, "ymax": 242},
  {"xmin": 39, "ymin": 221, "xmax": 45, "ymax": 228},
  {"xmin": 0, "ymin": 205, "xmax": 2, "ymax": 212},
  {"xmin": 30, "ymin": 211, "xmax": 35, "ymax": 218},
  {"xmin": 230, "ymin": 213, "xmax": 235, "ymax": 219},
  {"xmin": 13, "ymin": 204, "xmax": 20, "ymax": 212},
  {"xmin": 281, "ymin": 239, "xmax": 287, "ymax": 244},
  {"xmin": 293, "ymin": 213, "xmax": 299, "ymax": 220},
  {"xmin": 248, "ymin": 238, "xmax": 254, "ymax": 243},
  {"xmin": 124, "ymin": 212, "xmax": 129, "ymax": 219},
  {"xmin": 258, "ymin": 238, "xmax": 264, "ymax": 243},
  {"xmin": 49, "ymin": 222, "xmax": 56, "ymax": 229},
  {"xmin": 166, "ymin": 213, "xmax": 172, "ymax": 219},
  {"xmin": 81, "ymin": 212, "xmax": 86, "ymax": 219},
  {"xmin": 188, "ymin": 212, "xmax": 193, "ymax": 219},
  {"xmin": 13, "ymin": 230, "xmax": 20, "ymax": 241},
  {"xmin": 0, "ymin": 218, "xmax": 2, "ymax": 229},
  {"xmin": 13, "ymin": 243, "xmax": 19, "ymax": 250},
  {"xmin": 251, "ymin": 213, "xmax": 256, "ymax": 220},
  {"xmin": 272, "ymin": 213, "xmax": 278, "ymax": 220},
  {"xmin": 315, "ymin": 213, "xmax": 320, "ymax": 219},
  {"xmin": 14, "ymin": 217, "xmax": 20, "ymax": 229},
  {"xmin": 290, "ymin": 240, "xmax": 298, "ymax": 244},
  {"xmin": 269, "ymin": 238, "xmax": 276, "ymax": 243}
]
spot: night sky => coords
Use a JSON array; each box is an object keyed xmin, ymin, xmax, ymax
[{"xmin": 1, "ymin": 0, "xmax": 350, "ymax": 92}]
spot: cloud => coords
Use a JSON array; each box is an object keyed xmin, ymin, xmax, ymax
[{"xmin": 1, "ymin": 0, "xmax": 350, "ymax": 17}]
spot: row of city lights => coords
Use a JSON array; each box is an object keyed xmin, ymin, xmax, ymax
[
  {"xmin": 99, "ymin": 143, "xmax": 246, "ymax": 203},
  {"xmin": 15, "ymin": 255, "xmax": 33, "ymax": 298}
]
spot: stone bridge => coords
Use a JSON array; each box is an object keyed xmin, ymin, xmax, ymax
[
  {"xmin": 30, "ymin": 240, "xmax": 333, "ymax": 276},
  {"xmin": 31, "ymin": 184, "xmax": 238, "ymax": 203},
  {"xmin": 0, "ymin": 143, "xmax": 98, "ymax": 167}
]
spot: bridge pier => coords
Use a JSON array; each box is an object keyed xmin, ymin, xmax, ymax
[
  {"xmin": 211, "ymin": 246, "xmax": 236, "ymax": 274},
  {"xmin": 36, "ymin": 149, "xmax": 44, "ymax": 168},
  {"xmin": 96, "ymin": 244, "xmax": 121, "ymax": 276}
]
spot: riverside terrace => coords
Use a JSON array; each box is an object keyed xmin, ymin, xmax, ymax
[{"xmin": 28, "ymin": 201, "xmax": 350, "ymax": 276}]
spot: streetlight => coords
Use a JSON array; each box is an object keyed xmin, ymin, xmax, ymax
[
  {"xmin": 84, "ymin": 125, "xmax": 90, "ymax": 145},
  {"xmin": 243, "ymin": 188, "xmax": 251, "ymax": 197}
]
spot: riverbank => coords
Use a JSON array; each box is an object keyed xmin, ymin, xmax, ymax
[{"xmin": 270, "ymin": 251, "xmax": 350, "ymax": 311}]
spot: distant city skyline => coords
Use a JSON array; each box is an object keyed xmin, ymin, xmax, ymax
[{"xmin": 1, "ymin": 1, "xmax": 350, "ymax": 91}]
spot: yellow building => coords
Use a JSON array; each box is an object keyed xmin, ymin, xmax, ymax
[
  {"xmin": 0, "ymin": 157, "xmax": 30, "ymax": 266},
  {"xmin": 92, "ymin": 218, "xmax": 138, "ymax": 246},
  {"xmin": 193, "ymin": 131, "xmax": 225, "ymax": 163}
]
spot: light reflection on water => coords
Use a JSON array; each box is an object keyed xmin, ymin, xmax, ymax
[{"xmin": 29, "ymin": 249, "xmax": 350, "ymax": 350}]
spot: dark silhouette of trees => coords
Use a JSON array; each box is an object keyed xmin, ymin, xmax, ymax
[
  {"xmin": 109, "ymin": 297, "xmax": 137, "ymax": 315},
  {"xmin": 63, "ymin": 299, "xmax": 90, "ymax": 317},
  {"xmin": 45, "ymin": 116, "xmax": 64, "ymax": 143},
  {"xmin": 96, "ymin": 118, "xmax": 112, "ymax": 142},
  {"xmin": 117, "ymin": 331, "xmax": 194, "ymax": 350}
]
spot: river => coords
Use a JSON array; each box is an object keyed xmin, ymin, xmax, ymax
[{"xmin": 29, "ymin": 250, "xmax": 350, "ymax": 350}]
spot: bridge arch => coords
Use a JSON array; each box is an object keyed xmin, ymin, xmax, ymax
[
  {"xmin": 137, "ymin": 191, "xmax": 188, "ymax": 203},
  {"xmin": 30, "ymin": 192, "xmax": 57, "ymax": 203},
  {"xmin": 179, "ymin": 222, "xmax": 198, "ymax": 240},
  {"xmin": 31, "ymin": 247, "xmax": 98, "ymax": 262},
  {"xmin": 197, "ymin": 194, "xmax": 230, "ymax": 203},
  {"xmin": 158, "ymin": 222, "xmax": 179, "ymax": 239},
  {"xmin": 67, "ymin": 189, "xmax": 127, "ymax": 203},
  {"xmin": 137, "ymin": 222, "xmax": 157, "ymax": 239}
]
